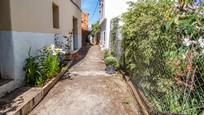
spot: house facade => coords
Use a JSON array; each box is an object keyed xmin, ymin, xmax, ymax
[
  {"xmin": 0, "ymin": 0, "xmax": 82, "ymax": 97},
  {"xmin": 81, "ymin": 12, "xmax": 89, "ymax": 47},
  {"xmin": 81, "ymin": 12, "xmax": 89, "ymax": 31},
  {"xmin": 99, "ymin": 0, "xmax": 135, "ymax": 50}
]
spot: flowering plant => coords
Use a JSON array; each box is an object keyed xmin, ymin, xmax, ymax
[{"xmin": 24, "ymin": 44, "xmax": 65, "ymax": 86}]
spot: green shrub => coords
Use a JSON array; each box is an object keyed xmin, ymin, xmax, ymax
[
  {"xmin": 121, "ymin": 0, "xmax": 204, "ymax": 114},
  {"xmin": 104, "ymin": 56, "xmax": 119, "ymax": 69},
  {"xmin": 42, "ymin": 52, "xmax": 60, "ymax": 79},
  {"xmin": 24, "ymin": 45, "xmax": 62, "ymax": 86},
  {"xmin": 24, "ymin": 48, "xmax": 44, "ymax": 86},
  {"xmin": 104, "ymin": 49, "xmax": 110, "ymax": 58}
]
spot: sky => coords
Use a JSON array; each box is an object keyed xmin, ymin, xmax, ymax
[{"xmin": 81, "ymin": 0, "xmax": 100, "ymax": 26}]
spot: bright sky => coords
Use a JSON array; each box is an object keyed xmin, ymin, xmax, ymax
[{"xmin": 81, "ymin": 0, "xmax": 99, "ymax": 26}]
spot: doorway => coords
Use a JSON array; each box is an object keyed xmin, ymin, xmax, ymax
[{"xmin": 73, "ymin": 17, "xmax": 78, "ymax": 50}]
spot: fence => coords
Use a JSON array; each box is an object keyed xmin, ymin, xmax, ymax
[
  {"xmin": 109, "ymin": 17, "xmax": 123, "ymax": 61},
  {"xmin": 109, "ymin": 17, "xmax": 204, "ymax": 115},
  {"xmin": 127, "ymin": 48, "xmax": 204, "ymax": 115},
  {"xmin": 113, "ymin": 39, "xmax": 204, "ymax": 115}
]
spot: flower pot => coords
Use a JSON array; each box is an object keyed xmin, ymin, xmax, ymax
[{"xmin": 105, "ymin": 65, "xmax": 116, "ymax": 74}]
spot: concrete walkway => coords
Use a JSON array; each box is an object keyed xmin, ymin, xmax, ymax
[{"xmin": 30, "ymin": 46, "xmax": 141, "ymax": 115}]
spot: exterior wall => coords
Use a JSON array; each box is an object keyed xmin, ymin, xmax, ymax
[
  {"xmin": 81, "ymin": 12, "xmax": 89, "ymax": 31},
  {"xmin": 0, "ymin": 0, "xmax": 82, "ymax": 97},
  {"xmin": 8, "ymin": 0, "xmax": 82, "ymax": 48},
  {"xmin": 12, "ymin": 32, "xmax": 55, "ymax": 81},
  {"xmin": 99, "ymin": 0, "xmax": 105, "ymax": 22},
  {"xmin": 9, "ymin": 0, "xmax": 82, "ymax": 39},
  {"xmin": 99, "ymin": 0, "xmax": 136, "ymax": 49},
  {"xmin": 81, "ymin": 12, "xmax": 89, "ymax": 47},
  {"xmin": 71, "ymin": 0, "xmax": 81, "ymax": 8},
  {"xmin": 0, "ymin": 31, "xmax": 15, "ymax": 80},
  {"xmin": 99, "ymin": 20, "xmax": 107, "ymax": 49},
  {"xmin": 0, "ymin": 31, "xmax": 54, "ymax": 97},
  {"xmin": 9, "ymin": 0, "xmax": 53, "ymax": 33}
]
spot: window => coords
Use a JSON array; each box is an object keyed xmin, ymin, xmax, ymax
[{"xmin": 52, "ymin": 3, "xmax": 59, "ymax": 29}]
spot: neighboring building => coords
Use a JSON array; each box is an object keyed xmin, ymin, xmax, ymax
[
  {"xmin": 99, "ymin": 0, "xmax": 135, "ymax": 49},
  {"xmin": 81, "ymin": 12, "xmax": 89, "ymax": 31},
  {"xmin": 0, "ymin": 0, "xmax": 82, "ymax": 97},
  {"xmin": 81, "ymin": 12, "xmax": 89, "ymax": 47}
]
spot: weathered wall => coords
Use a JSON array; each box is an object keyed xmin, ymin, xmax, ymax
[
  {"xmin": 9, "ymin": 0, "xmax": 82, "ymax": 39},
  {"xmin": 12, "ymin": 32, "xmax": 55, "ymax": 80},
  {"xmin": 100, "ymin": 0, "xmax": 136, "ymax": 49},
  {"xmin": 0, "ymin": 0, "xmax": 82, "ymax": 97},
  {"xmin": 58, "ymin": 0, "xmax": 82, "ymax": 48},
  {"xmin": 0, "ymin": 31, "xmax": 15, "ymax": 80},
  {"xmin": 10, "ymin": 0, "xmax": 53, "ymax": 33},
  {"xmin": 81, "ymin": 12, "xmax": 89, "ymax": 30}
]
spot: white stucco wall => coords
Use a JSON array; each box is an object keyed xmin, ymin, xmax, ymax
[
  {"xmin": 0, "ymin": 31, "xmax": 69, "ymax": 97},
  {"xmin": 12, "ymin": 31, "xmax": 55, "ymax": 81},
  {"xmin": 59, "ymin": 0, "xmax": 82, "ymax": 49},
  {"xmin": 0, "ymin": 31, "xmax": 15, "ymax": 80},
  {"xmin": 0, "ymin": 0, "xmax": 82, "ymax": 97},
  {"xmin": 100, "ymin": 0, "xmax": 136, "ymax": 49}
]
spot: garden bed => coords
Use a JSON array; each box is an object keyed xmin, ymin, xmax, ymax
[{"xmin": 0, "ymin": 64, "xmax": 70, "ymax": 115}]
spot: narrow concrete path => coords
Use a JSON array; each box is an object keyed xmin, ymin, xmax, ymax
[{"xmin": 30, "ymin": 46, "xmax": 141, "ymax": 115}]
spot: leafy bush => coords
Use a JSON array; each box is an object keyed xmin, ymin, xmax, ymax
[
  {"xmin": 103, "ymin": 49, "xmax": 110, "ymax": 58},
  {"xmin": 91, "ymin": 21, "xmax": 100, "ymax": 37},
  {"xmin": 121, "ymin": 0, "xmax": 204, "ymax": 114},
  {"xmin": 104, "ymin": 56, "xmax": 119, "ymax": 69},
  {"xmin": 43, "ymin": 53, "xmax": 59, "ymax": 78},
  {"xmin": 24, "ymin": 44, "xmax": 63, "ymax": 86},
  {"xmin": 24, "ymin": 48, "xmax": 44, "ymax": 86},
  {"xmin": 40, "ymin": 46, "xmax": 60, "ymax": 79}
]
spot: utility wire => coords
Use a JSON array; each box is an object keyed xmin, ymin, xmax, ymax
[{"xmin": 90, "ymin": 0, "xmax": 99, "ymax": 21}]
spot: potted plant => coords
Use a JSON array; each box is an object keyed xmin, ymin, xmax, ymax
[{"xmin": 104, "ymin": 56, "xmax": 119, "ymax": 74}]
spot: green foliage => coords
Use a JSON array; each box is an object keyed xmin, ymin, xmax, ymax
[
  {"xmin": 164, "ymin": 5, "xmax": 204, "ymax": 40},
  {"xmin": 24, "ymin": 46, "xmax": 61, "ymax": 86},
  {"xmin": 40, "ymin": 50, "xmax": 60, "ymax": 79},
  {"xmin": 24, "ymin": 48, "xmax": 44, "ymax": 86},
  {"xmin": 121, "ymin": 0, "xmax": 204, "ymax": 114},
  {"xmin": 103, "ymin": 49, "xmax": 110, "ymax": 58},
  {"xmin": 122, "ymin": 0, "xmax": 175, "ymax": 74},
  {"xmin": 91, "ymin": 21, "xmax": 100, "ymax": 37},
  {"xmin": 104, "ymin": 56, "xmax": 120, "ymax": 69}
]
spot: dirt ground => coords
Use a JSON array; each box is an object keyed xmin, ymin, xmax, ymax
[{"xmin": 30, "ymin": 45, "xmax": 141, "ymax": 115}]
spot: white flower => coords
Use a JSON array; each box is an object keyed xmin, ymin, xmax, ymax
[
  {"xmin": 55, "ymin": 48, "xmax": 66, "ymax": 54},
  {"xmin": 52, "ymin": 51, "xmax": 57, "ymax": 55},
  {"xmin": 191, "ymin": 40, "xmax": 197, "ymax": 44},
  {"xmin": 50, "ymin": 44, "xmax": 55, "ymax": 51},
  {"xmin": 182, "ymin": 54, "xmax": 186, "ymax": 59},
  {"xmin": 202, "ymin": 49, "xmax": 204, "ymax": 55},
  {"xmin": 61, "ymin": 51, "xmax": 66, "ymax": 54},
  {"xmin": 198, "ymin": 37, "xmax": 204, "ymax": 48},
  {"xmin": 50, "ymin": 44, "xmax": 55, "ymax": 49},
  {"xmin": 183, "ymin": 38, "xmax": 192, "ymax": 47}
]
